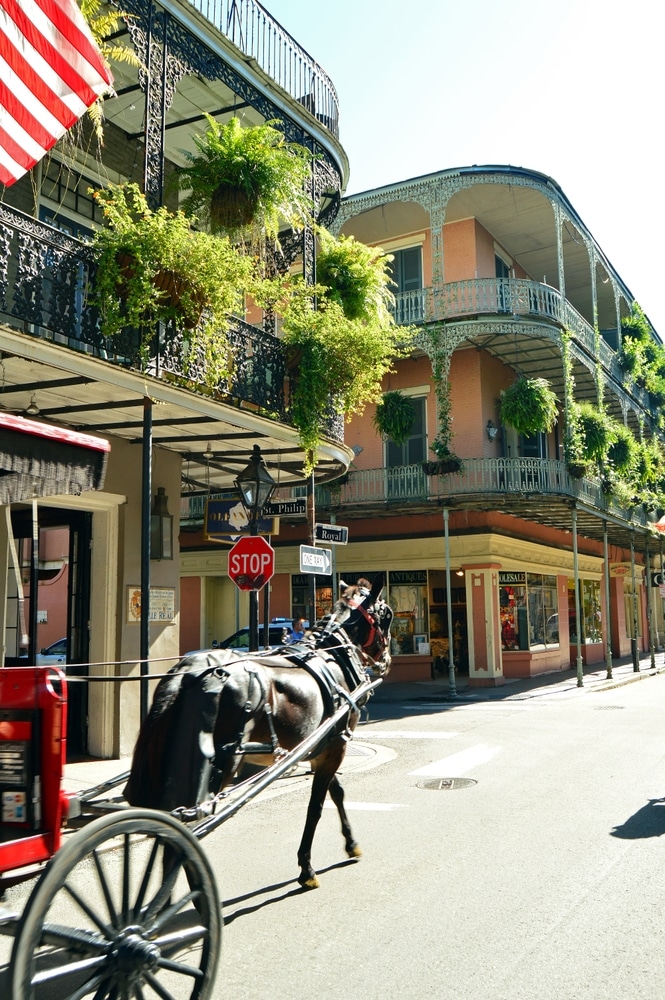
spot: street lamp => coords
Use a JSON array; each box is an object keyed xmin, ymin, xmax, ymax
[{"xmin": 234, "ymin": 445, "xmax": 276, "ymax": 650}]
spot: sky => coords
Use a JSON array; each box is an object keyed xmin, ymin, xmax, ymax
[{"xmin": 266, "ymin": 0, "xmax": 664, "ymax": 336}]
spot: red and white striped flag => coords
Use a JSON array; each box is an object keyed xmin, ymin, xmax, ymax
[{"xmin": 0, "ymin": 0, "xmax": 113, "ymax": 186}]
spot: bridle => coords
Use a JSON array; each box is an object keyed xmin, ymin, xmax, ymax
[{"xmin": 343, "ymin": 590, "xmax": 392, "ymax": 671}]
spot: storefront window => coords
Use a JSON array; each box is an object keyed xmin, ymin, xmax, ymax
[
  {"xmin": 388, "ymin": 570, "xmax": 428, "ymax": 654},
  {"xmin": 291, "ymin": 574, "xmax": 333, "ymax": 624},
  {"xmin": 567, "ymin": 579, "xmax": 602, "ymax": 644},
  {"xmin": 500, "ymin": 572, "xmax": 558, "ymax": 651}
]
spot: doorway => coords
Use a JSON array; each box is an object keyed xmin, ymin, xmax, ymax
[{"xmin": 7, "ymin": 508, "xmax": 93, "ymax": 756}]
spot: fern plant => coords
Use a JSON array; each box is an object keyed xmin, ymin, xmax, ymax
[
  {"xmin": 176, "ymin": 116, "xmax": 314, "ymax": 241},
  {"xmin": 78, "ymin": 0, "xmax": 141, "ymax": 140},
  {"xmin": 372, "ymin": 391, "xmax": 415, "ymax": 445},
  {"xmin": 316, "ymin": 229, "xmax": 394, "ymax": 323},
  {"xmin": 500, "ymin": 377, "xmax": 558, "ymax": 436}
]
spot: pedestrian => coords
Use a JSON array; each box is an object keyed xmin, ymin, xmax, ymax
[{"xmin": 285, "ymin": 617, "xmax": 306, "ymax": 643}]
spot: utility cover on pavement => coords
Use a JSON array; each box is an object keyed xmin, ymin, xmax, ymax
[{"xmin": 417, "ymin": 778, "xmax": 478, "ymax": 790}]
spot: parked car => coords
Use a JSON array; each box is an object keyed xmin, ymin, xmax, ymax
[
  {"xmin": 19, "ymin": 637, "xmax": 68, "ymax": 666},
  {"xmin": 217, "ymin": 618, "xmax": 307, "ymax": 651}
]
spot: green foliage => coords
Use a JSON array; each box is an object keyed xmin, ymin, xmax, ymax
[
  {"xmin": 372, "ymin": 391, "xmax": 415, "ymax": 445},
  {"xmin": 90, "ymin": 183, "xmax": 255, "ymax": 384},
  {"xmin": 259, "ymin": 276, "xmax": 413, "ymax": 474},
  {"xmin": 316, "ymin": 230, "xmax": 394, "ymax": 322},
  {"xmin": 77, "ymin": 0, "xmax": 141, "ymax": 141},
  {"xmin": 500, "ymin": 377, "xmax": 558, "ymax": 436},
  {"xmin": 576, "ymin": 402, "xmax": 614, "ymax": 462},
  {"xmin": 175, "ymin": 116, "xmax": 314, "ymax": 241},
  {"xmin": 607, "ymin": 422, "xmax": 638, "ymax": 474}
]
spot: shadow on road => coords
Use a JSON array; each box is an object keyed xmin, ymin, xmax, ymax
[
  {"xmin": 611, "ymin": 797, "xmax": 665, "ymax": 839},
  {"xmin": 222, "ymin": 858, "xmax": 358, "ymax": 922}
]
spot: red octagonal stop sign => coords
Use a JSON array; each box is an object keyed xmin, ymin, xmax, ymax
[{"xmin": 228, "ymin": 535, "xmax": 275, "ymax": 591}]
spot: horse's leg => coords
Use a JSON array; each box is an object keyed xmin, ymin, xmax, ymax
[
  {"xmin": 297, "ymin": 741, "xmax": 353, "ymax": 890},
  {"xmin": 328, "ymin": 773, "xmax": 361, "ymax": 860}
]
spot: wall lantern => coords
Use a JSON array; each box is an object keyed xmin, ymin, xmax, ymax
[
  {"xmin": 150, "ymin": 487, "xmax": 173, "ymax": 560},
  {"xmin": 234, "ymin": 444, "xmax": 276, "ymax": 530},
  {"xmin": 486, "ymin": 419, "xmax": 499, "ymax": 441}
]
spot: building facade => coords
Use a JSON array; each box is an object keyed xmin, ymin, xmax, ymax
[
  {"xmin": 181, "ymin": 166, "xmax": 665, "ymax": 688},
  {"xmin": 0, "ymin": 0, "xmax": 349, "ymax": 756}
]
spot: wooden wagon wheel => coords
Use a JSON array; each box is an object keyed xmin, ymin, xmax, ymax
[{"xmin": 11, "ymin": 808, "xmax": 221, "ymax": 1000}]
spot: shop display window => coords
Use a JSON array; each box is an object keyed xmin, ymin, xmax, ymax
[
  {"xmin": 388, "ymin": 570, "xmax": 428, "ymax": 654},
  {"xmin": 500, "ymin": 572, "xmax": 558, "ymax": 651},
  {"xmin": 567, "ymin": 578, "xmax": 602, "ymax": 644}
]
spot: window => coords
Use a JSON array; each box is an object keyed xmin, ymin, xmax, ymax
[
  {"xmin": 388, "ymin": 570, "xmax": 428, "ymax": 654},
  {"xmin": 385, "ymin": 397, "xmax": 426, "ymax": 499},
  {"xmin": 388, "ymin": 247, "xmax": 423, "ymax": 323},
  {"xmin": 568, "ymin": 579, "xmax": 602, "ymax": 644},
  {"xmin": 499, "ymin": 572, "xmax": 558, "ymax": 651}
]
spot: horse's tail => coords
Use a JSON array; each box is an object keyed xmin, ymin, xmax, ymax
[{"xmin": 124, "ymin": 653, "xmax": 234, "ymax": 811}]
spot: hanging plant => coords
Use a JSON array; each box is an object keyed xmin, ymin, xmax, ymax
[
  {"xmin": 90, "ymin": 183, "xmax": 255, "ymax": 383},
  {"xmin": 316, "ymin": 229, "xmax": 395, "ymax": 323},
  {"xmin": 372, "ymin": 391, "xmax": 415, "ymax": 444},
  {"xmin": 175, "ymin": 116, "xmax": 314, "ymax": 241},
  {"xmin": 607, "ymin": 422, "xmax": 637, "ymax": 475},
  {"xmin": 259, "ymin": 277, "xmax": 412, "ymax": 475},
  {"xmin": 499, "ymin": 376, "xmax": 558, "ymax": 436},
  {"xmin": 576, "ymin": 402, "xmax": 614, "ymax": 463}
]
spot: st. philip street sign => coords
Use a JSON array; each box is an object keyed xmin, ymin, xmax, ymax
[
  {"xmin": 228, "ymin": 535, "xmax": 275, "ymax": 591},
  {"xmin": 299, "ymin": 544, "xmax": 332, "ymax": 575},
  {"xmin": 314, "ymin": 522, "xmax": 348, "ymax": 545}
]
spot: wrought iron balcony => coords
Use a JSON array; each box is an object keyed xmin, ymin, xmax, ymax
[
  {"xmin": 0, "ymin": 203, "xmax": 343, "ymax": 441},
  {"xmin": 188, "ymin": 0, "xmax": 339, "ymax": 137}
]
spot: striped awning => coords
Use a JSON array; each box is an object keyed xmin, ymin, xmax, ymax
[{"xmin": 0, "ymin": 412, "xmax": 110, "ymax": 503}]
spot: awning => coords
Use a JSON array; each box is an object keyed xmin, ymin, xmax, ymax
[{"xmin": 0, "ymin": 413, "xmax": 110, "ymax": 504}]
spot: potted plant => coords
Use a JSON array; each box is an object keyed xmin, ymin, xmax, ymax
[
  {"xmin": 175, "ymin": 116, "xmax": 314, "ymax": 241},
  {"xmin": 499, "ymin": 376, "xmax": 558, "ymax": 436},
  {"xmin": 372, "ymin": 391, "xmax": 415, "ymax": 444},
  {"xmin": 607, "ymin": 421, "xmax": 637, "ymax": 474},
  {"xmin": 576, "ymin": 402, "xmax": 613, "ymax": 463},
  {"xmin": 316, "ymin": 229, "xmax": 394, "ymax": 323},
  {"xmin": 90, "ymin": 183, "xmax": 255, "ymax": 383}
]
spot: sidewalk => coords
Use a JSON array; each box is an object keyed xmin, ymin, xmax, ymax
[
  {"xmin": 372, "ymin": 649, "xmax": 665, "ymax": 706},
  {"xmin": 62, "ymin": 650, "xmax": 665, "ymax": 791}
]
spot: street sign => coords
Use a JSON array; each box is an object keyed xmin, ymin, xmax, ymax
[
  {"xmin": 299, "ymin": 544, "xmax": 332, "ymax": 576},
  {"xmin": 228, "ymin": 535, "xmax": 275, "ymax": 591},
  {"xmin": 314, "ymin": 522, "xmax": 348, "ymax": 545},
  {"xmin": 264, "ymin": 498, "xmax": 307, "ymax": 517}
]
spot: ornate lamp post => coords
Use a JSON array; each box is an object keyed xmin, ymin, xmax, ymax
[{"xmin": 234, "ymin": 445, "xmax": 276, "ymax": 650}]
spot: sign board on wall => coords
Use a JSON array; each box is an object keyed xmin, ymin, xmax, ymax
[
  {"xmin": 126, "ymin": 587, "xmax": 176, "ymax": 623},
  {"xmin": 204, "ymin": 498, "xmax": 277, "ymax": 542}
]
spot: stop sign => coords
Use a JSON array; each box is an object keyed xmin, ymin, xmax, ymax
[{"xmin": 228, "ymin": 535, "xmax": 275, "ymax": 591}]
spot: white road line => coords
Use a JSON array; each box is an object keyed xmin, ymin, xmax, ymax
[
  {"xmin": 411, "ymin": 701, "xmax": 532, "ymax": 711},
  {"xmin": 354, "ymin": 730, "xmax": 460, "ymax": 740},
  {"xmin": 409, "ymin": 743, "xmax": 501, "ymax": 777}
]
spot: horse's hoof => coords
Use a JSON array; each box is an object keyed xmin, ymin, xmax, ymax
[
  {"xmin": 347, "ymin": 843, "xmax": 362, "ymax": 859},
  {"xmin": 298, "ymin": 873, "xmax": 320, "ymax": 890}
]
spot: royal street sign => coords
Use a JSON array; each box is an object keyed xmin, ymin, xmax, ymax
[
  {"xmin": 299, "ymin": 544, "xmax": 332, "ymax": 575},
  {"xmin": 314, "ymin": 523, "xmax": 348, "ymax": 545}
]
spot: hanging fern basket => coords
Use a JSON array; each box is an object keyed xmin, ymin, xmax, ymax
[
  {"xmin": 210, "ymin": 183, "xmax": 257, "ymax": 231},
  {"xmin": 500, "ymin": 376, "xmax": 558, "ymax": 436},
  {"xmin": 372, "ymin": 391, "xmax": 416, "ymax": 445}
]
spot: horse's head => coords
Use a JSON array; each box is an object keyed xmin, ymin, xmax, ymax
[{"xmin": 332, "ymin": 574, "xmax": 393, "ymax": 675}]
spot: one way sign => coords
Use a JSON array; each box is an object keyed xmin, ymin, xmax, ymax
[{"xmin": 300, "ymin": 544, "xmax": 332, "ymax": 576}]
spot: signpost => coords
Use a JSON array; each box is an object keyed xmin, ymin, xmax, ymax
[
  {"xmin": 314, "ymin": 522, "xmax": 348, "ymax": 545},
  {"xmin": 264, "ymin": 498, "xmax": 307, "ymax": 517},
  {"xmin": 228, "ymin": 535, "xmax": 275, "ymax": 591},
  {"xmin": 299, "ymin": 544, "xmax": 332, "ymax": 576}
]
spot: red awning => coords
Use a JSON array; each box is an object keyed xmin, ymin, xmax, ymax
[{"xmin": 0, "ymin": 412, "xmax": 110, "ymax": 504}]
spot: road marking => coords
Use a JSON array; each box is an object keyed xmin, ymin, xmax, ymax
[
  {"xmin": 354, "ymin": 730, "xmax": 460, "ymax": 740},
  {"xmin": 409, "ymin": 743, "xmax": 501, "ymax": 777},
  {"xmin": 324, "ymin": 801, "xmax": 406, "ymax": 811},
  {"xmin": 411, "ymin": 701, "xmax": 532, "ymax": 711}
]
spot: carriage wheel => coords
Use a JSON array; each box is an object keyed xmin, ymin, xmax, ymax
[{"xmin": 11, "ymin": 808, "xmax": 221, "ymax": 1000}]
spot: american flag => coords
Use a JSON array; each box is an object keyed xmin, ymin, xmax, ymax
[{"xmin": 0, "ymin": 0, "xmax": 113, "ymax": 186}]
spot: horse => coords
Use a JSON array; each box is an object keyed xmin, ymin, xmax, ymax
[{"xmin": 126, "ymin": 574, "xmax": 393, "ymax": 889}]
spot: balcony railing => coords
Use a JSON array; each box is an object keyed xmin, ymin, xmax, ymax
[
  {"xmin": 182, "ymin": 459, "xmax": 654, "ymax": 536},
  {"xmin": 188, "ymin": 0, "xmax": 339, "ymax": 137},
  {"xmin": 0, "ymin": 203, "xmax": 343, "ymax": 440},
  {"xmin": 313, "ymin": 459, "xmax": 652, "ymax": 527},
  {"xmin": 440, "ymin": 277, "xmax": 563, "ymax": 324},
  {"xmin": 391, "ymin": 288, "xmax": 430, "ymax": 325}
]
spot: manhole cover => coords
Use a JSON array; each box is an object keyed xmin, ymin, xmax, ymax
[
  {"xmin": 417, "ymin": 777, "xmax": 477, "ymax": 790},
  {"xmin": 594, "ymin": 705, "xmax": 625, "ymax": 710}
]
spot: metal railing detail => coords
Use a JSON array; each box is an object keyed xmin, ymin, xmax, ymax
[
  {"xmin": 187, "ymin": 0, "xmax": 339, "ymax": 136},
  {"xmin": 0, "ymin": 204, "xmax": 344, "ymax": 440}
]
